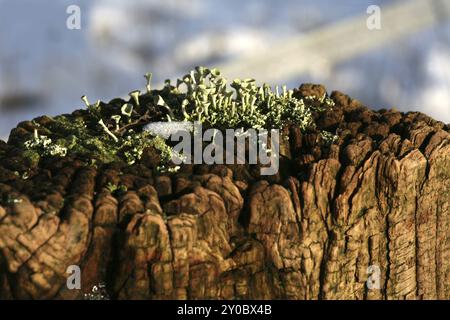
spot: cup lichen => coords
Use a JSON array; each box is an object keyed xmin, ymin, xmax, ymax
[{"xmin": 18, "ymin": 66, "xmax": 336, "ymax": 172}]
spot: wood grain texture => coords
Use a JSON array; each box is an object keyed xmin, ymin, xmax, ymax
[{"xmin": 0, "ymin": 85, "xmax": 449, "ymax": 299}]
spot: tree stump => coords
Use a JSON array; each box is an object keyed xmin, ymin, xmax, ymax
[{"xmin": 0, "ymin": 85, "xmax": 449, "ymax": 300}]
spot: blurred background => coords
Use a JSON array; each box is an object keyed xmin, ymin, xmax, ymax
[{"xmin": 0, "ymin": 0, "xmax": 449, "ymax": 141}]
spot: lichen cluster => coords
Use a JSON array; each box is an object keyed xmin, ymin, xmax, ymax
[
  {"xmin": 166, "ymin": 66, "xmax": 335, "ymax": 130},
  {"xmin": 23, "ymin": 98, "xmax": 173, "ymax": 167},
  {"xmin": 24, "ymin": 129, "xmax": 68, "ymax": 157},
  {"xmin": 20, "ymin": 67, "xmax": 336, "ymax": 169}
]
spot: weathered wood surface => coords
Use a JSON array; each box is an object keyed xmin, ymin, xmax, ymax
[{"xmin": 0, "ymin": 85, "xmax": 449, "ymax": 299}]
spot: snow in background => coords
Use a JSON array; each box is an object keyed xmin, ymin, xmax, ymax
[{"xmin": 0, "ymin": 0, "xmax": 449, "ymax": 140}]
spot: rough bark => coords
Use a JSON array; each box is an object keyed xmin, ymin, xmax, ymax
[{"xmin": 0, "ymin": 86, "xmax": 449, "ymax": 300}]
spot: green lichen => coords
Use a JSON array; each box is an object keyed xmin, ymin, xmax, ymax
[
  {"xmin": 17, "ymin": 66, "xmax": 335, "ymax": 170},
  {"xmin": 24, "ymin": 129, "xmax": 68, "ymax": 157},
  {"xmin": 106, "ymin": 182, "xmax": 127, "ymax": 194},
  {"xmin": 168, "ymin": 67, "xmax": 329, "ymax": 130},
  {"xmin": 121, "ymin": 131, "xmax": 172, "ymax": 165},
  {"xmin": 321, "ymin": 130, "xmax": 338, "ymax": 146}
]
